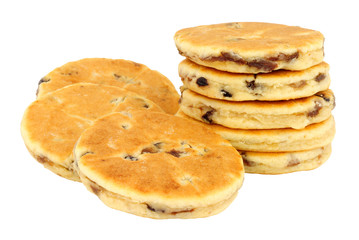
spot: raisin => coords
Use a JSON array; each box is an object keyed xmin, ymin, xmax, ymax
[
  {"xmin": 124, "ymin": 155, "xmax": 138, "ymax": 161},
  {"xmin": 141, "ymin": 147, "xmax": 158, "ymax": 154},
  {"xmin": 240, "ymin": 153, "xmax": 256, "ymax": 167},
  {"xmin": 307, "ymin": 101, "xmax": 323, "ymax": 117},
  {"xmin": 315, "ymin": 73, "xmax": 326, "ymax": 82},
  {"xmin": 113, "ymin": 73, "xmax": 121, "ymax": 79},
  {"xmin": 221, "ymin": 89, "xmax": 232, "ymax": 97},
  {"xmin": 196, "ymin": 77, "xmax": 209, "ymax": 86},
  {"xmin": 247, "ymin": 59, "xmax": 277, "ymax": 72},
  {"xmin": 166, "ymin": 149, "xmax": 184, "ymax": 158},
  {"xmin": 153, "ymin": 142, "xmax": 163, "ymax": 149},
  {"xmin": 201, "ymin": 109, "xmax": 215, "ymax": 123},
  {"xmin": 289, "ymin": 80, "xmax": 306, "ymax": 89},
  {"xmin": 36, "ymin": 155, "xmax": 49, "ymax": 164},
  {"xmin": 267, "ymin": 52, "xmax": 299, "ymax": 62},
  {"xmin": 200, "ymin": 51, "xmax": 297, "ymax": 71},
  {"xmin": 202, "ymin": 52, "xmax": 245, "ymax": 64},
  {"xmin": 287, "ymin": 52, "xmax": 299, "ymax": 61},
  {"xmin": 315, "ymin": 93, "xmax": 330, "ymax": 102},
  {"xmin": 220, "ymin": 52, "xmax": 246, "ymax": 64},
  {"xmin": 146, "ymin": 204, "xmax": 165, "ymax": 213},
  {"xmin": 246, "ymin": 80, "xmax": 257, "ymax": 90}
]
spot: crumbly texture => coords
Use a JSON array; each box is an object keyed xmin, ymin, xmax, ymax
[
  {"xmin": 180, "ymin": 89, "xmax": 335, "ymax": 129},
  {"xmin": 174, "ymin": 22, "xmax": 324, "ymax": 73},
  {"xmin": 37, "ymin": 58, "xmax": 180, "ymax": 114},
  {"xmin": 239, "ymin": 145, "xmax": 331, "ymax": 174},
  {"xmin": 176, "ymin": 110, "xmax": 335, "ymax": 152},
  {"xmin": 179, "ymin": 59, "xmax": 330, "ymax": 101},
  {"xmin": 21, "ymin": 83, "xmax": 163, "ymax": 181},
  {"xmin": 74, "ymin": 111, "xmax": 244, "ymax": 219}
]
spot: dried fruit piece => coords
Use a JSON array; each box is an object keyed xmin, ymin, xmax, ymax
[
  {"xmin": 307, "ymin": 101, "xmax": 323, "ymax": 117},
  {"xmin": 201, "ymin": 109, "xmax": 215, "ymax": 123},
  {"xmin": 315, "ymin": 73, "xmax": 326, "ymax": 82},
  {"xmin": 124, "ymin": 155, "xmax": 138, "ymax": 161},
  {"xmin": 196, "ymin": 77, "xmax": 208, "ymax": 86},
  {"xmin": 221, "ymin": 89, "xmax": 232, "ymax": 97},
  {"xmin": 166, "ymin": 149, "xmax": 185, "ymax": 158}
]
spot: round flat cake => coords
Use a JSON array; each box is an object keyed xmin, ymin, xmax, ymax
[
  {"xmin": 180, "ymin": 89, "xmax": 335, "ymax": 129},
  {"xmin": 36, "ymin": 58, "xmax": 180, "ymax": 114},
  {"xmin": 21, "ymin": 83, "xmax": 162, "ymax": 181},
  {"xmin": 174, "ymin": 22, "xmax": 324, "ymax": 73},
  {"xmin": 176, "ymin": 110, "xmax": 335, "ymax": 152},
  {"xmin": 179, "ymin": 59, "xmax": 330, "ymax": 101},
  {"xmin": 74, "ymin": 111, "xmax": 244, "ymax": 218},
  {"xmin": 239, "ymin": 145, "xmax": 331, "ymax": 174}
]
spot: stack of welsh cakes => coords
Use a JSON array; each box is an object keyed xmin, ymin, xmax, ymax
[{"xmin": 174, "ymin": 22, "xmax": 336, "ymax": 174}]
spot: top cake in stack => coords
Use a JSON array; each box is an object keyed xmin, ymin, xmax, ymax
[
  {"xmin": 174, "ymin": 22, "xmax": 335, "ymax": 174},
  {"xmin": 174, "ymin": 22, "xmax": 324, "ymax": 73}
]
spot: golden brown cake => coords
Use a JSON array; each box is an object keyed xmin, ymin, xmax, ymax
[
  {"xmin": 179, "ymin": 59, "xmax": 330, "ymax": 101},
  {"xmin": 176, "ymin": 110, "xmax": 335, "ymax": 152},
  {"xmin": 180, "ymin": 89, "xmax": 335, "ymax": 129},
  {"xmin": 74, "ymin": 111, "xmax": 244, "ymax": 218},
  {"xmin": 239, "ymin": 145, "xmax": 331, "ymax": 174},
  {"xmin": 37, "ymin": 58, "xmax": 180, "ymax": 114},
  {"xmin": 21, "ymin": 83, "xmax": 162, "ymax": 181},
  {"xmin": 174, "ymin": 22, "xmax": 324, "ymax": 73}
]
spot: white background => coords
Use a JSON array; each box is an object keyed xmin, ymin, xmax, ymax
[{"xmin": 1, "ymin": 0, "xmax": 358, "ymax": 239}]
